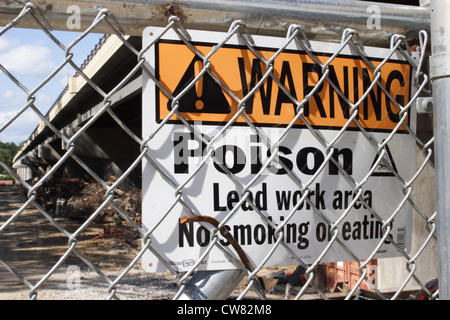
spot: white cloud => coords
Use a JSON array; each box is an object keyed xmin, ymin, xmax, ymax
[
  {"xmin": 0, "ymin": 109, "xmax": 39, "ymax": 144},
  {"xmin": 2, "ymin": 90, "xmax": 26, "ymax": 107},
  {"xmin": 0, "ymin": 44, "xmax": 57, "ymax": 78},
  {"xmin": 0, "ymin": 109, "xmax": 38, "ymax": 127},
  {"xmin": 0, "ymin": 36, "xmax": 18, "ymax": 52},
  {"xmin": 0, "ymin": 88, "xmax": 55, "ymax": 118}
]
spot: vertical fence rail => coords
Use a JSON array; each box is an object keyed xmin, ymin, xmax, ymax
[{"xmin": 431, "ymin": 0, "xmax": 450, "ymax": 300}]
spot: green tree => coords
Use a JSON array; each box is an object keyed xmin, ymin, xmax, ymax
[{"xmin": 0, "ymin": 141, "xmax": 21, "ymax": 179}]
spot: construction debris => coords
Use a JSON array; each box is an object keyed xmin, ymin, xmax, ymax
[{"xmin": 34, "ymin": 177, "xmax": 141, "ymax": 242}]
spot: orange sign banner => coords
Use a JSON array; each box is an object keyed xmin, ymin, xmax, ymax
[{"xmin": 155, "ymin": 40, "xmax": 411, "ymax": 132}]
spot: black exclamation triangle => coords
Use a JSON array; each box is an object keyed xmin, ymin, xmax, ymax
[{"xmin": 168, "ymin": 55, "xmax": 231, "ymax": 114}]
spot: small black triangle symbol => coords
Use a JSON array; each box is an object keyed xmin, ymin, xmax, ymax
[
  {"xmin": 370, "ymin": 142, "xmax": 398, "ymax": 177},
  {"xmin": 168, "ymin": 55, "xmax": 231, "ymax": 114}
]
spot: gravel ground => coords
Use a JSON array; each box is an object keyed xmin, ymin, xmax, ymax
[
  {"xmin": 1, "ymin": 264, "xmax": 179, "ymax": 300},
  {"xmin": 0, "ymin": 185, "xmax": 179, "ymax": 300}
]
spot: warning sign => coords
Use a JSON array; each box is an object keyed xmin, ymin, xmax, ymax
[
  {"xmin": 142, "ymin": 27, "xmax": 416, "ymax": 272},
  {"xmin": 155, "ymin": 40, "xmax": 412, "ymax": 132}
]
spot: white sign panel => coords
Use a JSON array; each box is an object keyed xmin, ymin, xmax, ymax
[{"xmin": 141, "ymin": 26, "xmax": 416, "ymax": 272}]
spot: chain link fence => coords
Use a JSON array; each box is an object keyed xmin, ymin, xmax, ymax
[{"xmin": 0, "ymin": 1, "xmax": 438, "ymax": 300}]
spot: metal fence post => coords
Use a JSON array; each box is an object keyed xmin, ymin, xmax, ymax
[{"xmin": 430, "ymin": 0, "xmax": 450, "ymax": 300}]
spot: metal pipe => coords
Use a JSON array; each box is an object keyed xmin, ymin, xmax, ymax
[
  {"xmin": 430, "ymin": 0, "xmax": 450, "ymax": 300},
  {"xmin": 177, "ymin": 270, "xmax": 246, "ymax": 300},
  {"xmin": 0, "ymin": 0, "xmax": 430, "ymax": 47}
]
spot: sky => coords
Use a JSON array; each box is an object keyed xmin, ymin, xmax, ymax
[{"xmin": 0, "ymin": 27, "xmax": 104, "ymax": 145}]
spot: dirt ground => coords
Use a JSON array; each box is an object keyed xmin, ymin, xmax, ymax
[{"xmin": 0, "ymin": 184, "xmax": 179, "ymax": 300}]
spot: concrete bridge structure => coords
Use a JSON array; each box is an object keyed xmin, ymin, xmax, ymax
[{"xmin": 13, "ymin": 35, "xmax": 143, "ymax": 188}]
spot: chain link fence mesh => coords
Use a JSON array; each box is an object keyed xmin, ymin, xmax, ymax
[{"xmin": 0, "ymin": 2, "xmax": 437, "ymax": 300}]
